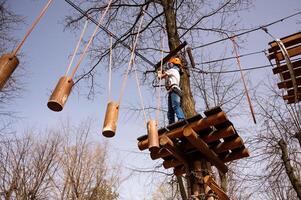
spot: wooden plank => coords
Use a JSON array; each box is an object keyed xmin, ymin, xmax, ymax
[
  {"xmin": 283, "ymin": 93, "xmax": 301, "ymax": 102},
  {"xmin": 213, "ymin": 136, "xmax": 243, "ymax": 153},
  {"xmin": 150, "ymin": 148, "xmax": 170, "ymax": 160},
  {"xmin": 277, "ymin": 76, "xmax": 301, "ymax": 89},
  {"xmin": 202, "ymin": 126, "xmax": 235, "ymax": 143},
  {"xmin": 137, "ymin": 114, "xmax": 203, "ymax": 141},
  {"xmin": 138, "ymin": 111, "xmax": 228, "ymax": 150},
  {"xmin": 163, "ymin": 158, "xmax": 183, "ymax": 169},
  {"xmin": 222, "ymin": 147, "xmax": 249, "ymax": 163},
  {"xmin": 154, "ymin": 41, "xmax": 187, "ymax": 70},
  {"xmin": 160, "ymin": 136, "xmax": 188, "ymax": 168},
  {"xmin": 174, "ymin": 165, "xmax": 186, "ymax": 176},
  {"xmin": 186, "ymin": 47, "xmax": 196, "ymax": 68},
  {"xmin": 268, "ymin": 32, "xmax": 301, "ymax": 53},
  {"xmin": 183, "ymin": 127, "xmax": 228, "ymax": 173},
  {"xmin": 204, "ymin": 106, "xmax": 223, "ymax": 116},
  {"xmin": 272, "ymin": 60, "xmax": 301, "ymax": 74},
  {"xmin": 281, "ymin": 67, "xmax": 301, "ymax": 80},
  {"xmin": 204, "ymin": 175, "xmax": 230, "ymax": 200},
  {"xmin": 268, "ymin": 44, "xmax": 301, "ymax": 61}
]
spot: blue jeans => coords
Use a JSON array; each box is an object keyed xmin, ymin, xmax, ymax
[{"xmin": 168, "ymin": 91, "xmax": 185, "ymax": 124}]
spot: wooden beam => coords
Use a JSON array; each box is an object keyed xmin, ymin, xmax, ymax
[
  {"xmin": 138, "ymin": 111, "xmax": 228, "ymax": 150},
  {"xmin": 154, "ymin": 41, "xmax": 187, "ymax": 70},
  {"xmin": 160, "ymin": 136, "xmax": 188, "ymax": 168},
  {"xmin": 150, "ymin": 148, "xmax": 170, "ymax": 160},
  {"xmin": 174, "ymin": 165, "xmax": 186, "ymax": 176},
  {"xmin": 204, "ymin": 175, "xmax": 230, "ymax": 200},
  {"xmin": 163, "ymin": 158, "xmax": 183, "ymax": 169},
  {"xmin": 202, "ymin": 126, "xmax": 235, "ymax": 143},
  {"xmin": 183, "ymin": 127, "xmax": 228, "ymax": 173},
  {"xmin": 281, "ymin": 67, "xmax": 301, "ymax": 80},
  {"xmin": 277, "ymin": 76, "xmax": 301, "ymax": 89},
  {"xmin": 222, "ymin": 148, "xmax": 249, "ymax": 163},
  {"xmin": 268, "ymin": 32, "xmax": 301, "ymax": 53},
  {"xmin": 213, "ymin": 136, "xmax": 243, "ymax": 153},
  {"xmin": 272, "ymin": 60, "xmax": 301, "ymax": 74},
  {"xmin": 268, "ymin": 44, "xmax": 301, "ymax": 61},
  {"xmin": 186, "ymin": 47, "xmax": 196, "ymax": 68}
]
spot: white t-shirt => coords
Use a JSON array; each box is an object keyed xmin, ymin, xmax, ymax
[{"xmin": 165, "ymin": 67, "xmax": 180, "ymax": 91}]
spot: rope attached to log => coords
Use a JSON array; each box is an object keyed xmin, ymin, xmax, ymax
[
  {"xmin": 70, "ymin": 0, "xmax": 113, "ymax": 79},
  {"xmin": 108, "ymin": 35, "xmax": 113, "ymax": 101},
  {"xmin": 231, "ymin": 37, "xmax": 257, "ymax": 124},
  {"xmin": 12, "ymin": 0, "xmax": 54, "ymax": 57},
  {"xmin": 156, "ymin": 32, "xmax": 165, "ymax": 123},
  {"xmin": 118, "ymin": 6, "xmax": 147, "ymax": 105},
  {"xmin": 65, "ymin": 19, "xmax": 89, "ymax": 76}
]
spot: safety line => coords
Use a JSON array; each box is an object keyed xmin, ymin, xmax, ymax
[
  {"xmin": 195, "ymin": 50, "xmax": 265, "ymax": 65},
  {"xmin": 192, "ymin": 11, "xmax": 301, "ymax": 50},
  {"xmin": 118, "ymin": 6, "xmax": 147, "ymax": 105},
  {"xmin": 231, "ymin": 37, "xmax": 256, "ymax": 124},
  {"xmin": 133, "ymin": 62, "xmax": 148, "ymax": 125},
  {"xmin": 108, "ymin": 35, "xmax": 113, "ymax": 101},
  {"xmin": 12, "ymin": 0, "xmax": 54, "ymax": 56},
  {"xmin": 192, "ymin": 57, "xmax": 301, "ymax": 74},
  {"xmin": 65, "ymin": 19, "xmax": 89, "ymax": 76},
  {"xmin": 156, "ymin": 32, "xmax": 165, "ymax": 123},
  {"xmin": 70, "ymin": 0, "xmax": 113, "ymax": 79},
  {"xmin": 64, "ymin": 0, "xmax": 155, "ymax": 67}
]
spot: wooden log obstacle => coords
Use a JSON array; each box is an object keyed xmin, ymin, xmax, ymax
[
  {"xmin": 267, "ymin": 32, "xmax": 301, "ymax": 104},
  {"xmin": 138, "ymin": 107, "xmax": 249, "ymax": 200},
  {"xmin": 137, "ymin": 107, "xmax": 249, "ymax": 199}
]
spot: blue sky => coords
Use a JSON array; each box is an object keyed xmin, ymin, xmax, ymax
[{"xmin": 6, "ymin": 0, "xmax": 301, "ymax": 199}]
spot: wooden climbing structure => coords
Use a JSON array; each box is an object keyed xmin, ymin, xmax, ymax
[
  {"xmin": 267, "ymin": 31, "xmax": 301, "ymax": 104},
  {"xmin": 137, "ymin": 107, "xmax": 249, "ymax": 199}
]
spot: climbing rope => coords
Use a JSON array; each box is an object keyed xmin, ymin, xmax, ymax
[
  {"xmin": 108, "ymin": 35, "xmax": 113, "ymax": 101},
  {"xmin": 65, "ymin": 19, "xmax": 89, "ymax": 76},
  {"xmin": 70, "ymin": 0, "xmax": 113, "ymax": 79},
  {"xmin": 133, "ymin": 62, "xmax": 148, "ymax": 125},
  {"xmin": 231, "ymin": 37, "xmax": 257, "ymax": 124},
  {"xmin": 118, "ymin": 6, "xmax": 147, "ymax": 105},
  {"xmin": 155, "ymin": 32, "xmax": 165, "ymax": 123},
  {"xmin": 12, "ymin": 0, "xmax": 54, "ymax": 57}
]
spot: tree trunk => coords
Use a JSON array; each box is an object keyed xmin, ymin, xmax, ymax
[
  {"xmin": 161, "ymin": 0, "xmax": 197, "ymax": 119},
  {"xmin": 278, "ymin": 139, "xmax": 301, "ymax": 199},
  {"xmin": 161, "ymin": 0, "xmax": 209, "ymax": 199}
]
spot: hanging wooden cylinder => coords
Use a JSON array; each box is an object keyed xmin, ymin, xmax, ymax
[
  {"xmin": 102, "ymin": 101, "xmax": 119, "ymax": 138},
  {"xmin": 47, "ymin": 76, "xmax": 73, "ymax": 112},
  {"xmin": 147, "ymin": 120, "xmax": 159, "ymax": 153},
  {"xmin": 0, "ymin": 53, "xmax": 19, "ymax": 90}
]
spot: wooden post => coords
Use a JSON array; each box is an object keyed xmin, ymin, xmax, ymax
[
  {"xmin": 47, "ymin": 76, "xmax": 73, "ymax": 112},
  {"xmin": 186, "ymin": 47, "xmax": 196, "ymax": 68},
  {"xmin": 147, "ymin": 120, "xmax": 159, "ymax": 152},
  {"xmin": 188, "ymin": 160, "xmax": 205, "ymax": 199},
  {"xmin": 102, "ymin": 101, "xmax": 119, "ymax": 137}
]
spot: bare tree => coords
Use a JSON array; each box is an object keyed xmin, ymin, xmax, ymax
[
  {"xmin": 251, "ymin": 84, "xmax": 301, "ymax": 199},
  {"xmin": 0, "ymin": 133, "xmax": 61, "ymax": 200},
  {"xmin": 0, "ymin": 119, "xmax": 122, "ymax": 200},
  {"xmin": 0, "ymin": 0, "xmax": 23, "ymax": 133},
  {"xmin": 54, "ymin": 119, "xmax": 120, "ymax": 200},
  {"xmin": 64, "ymin": 0, "xmax": 253, "ymax": 199}
]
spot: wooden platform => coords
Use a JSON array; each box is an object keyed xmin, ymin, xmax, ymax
[
  {"xmin": 137, "ymin": 107, "xmax": 249, "ymax": 175},
  {"xmin": 267, "ymin": 31, "xmax": 301, "ymax": 104}
]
